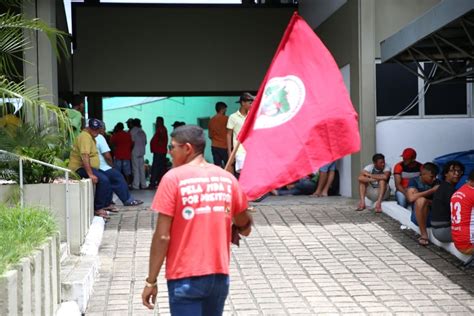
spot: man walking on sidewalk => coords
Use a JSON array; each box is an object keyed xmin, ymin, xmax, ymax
[{"xmin": 142, "ymin": 125, "xmax": 252, "ymax": 315}]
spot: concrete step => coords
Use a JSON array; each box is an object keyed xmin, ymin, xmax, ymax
[{"xmin": 60, "ymin": 255, "xmax": 100, "ymax": 314}]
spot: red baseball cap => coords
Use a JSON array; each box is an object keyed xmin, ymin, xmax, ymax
[{"xmin": 401, "ymin": 148, "xmax": 417, "ymax": 159}]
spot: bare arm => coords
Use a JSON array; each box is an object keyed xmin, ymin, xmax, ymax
[
  {"xmin": 80, "ymin": 153, "xmax": 98, "ymax": 183},
  {"xmin": 142, "ymin": 213, "xmax": 173, "ymax": 309},
  {"xmin": 233, "ymin": 210, "xmax": 252, "ymax": 236},
  {"xmin": 394, "ymin": 174, "xmax": 405, "ymax": 194},
  {"xmin": 103, "ymin": 151, "xmax": 114, "ymax": 167},
  {"xmin": 406, "ymin": 186, "xmax": 439, "ymax": 203},
  {"xmin": 227, "ymin": 129, "xmax": 233, "ymax": 156}
]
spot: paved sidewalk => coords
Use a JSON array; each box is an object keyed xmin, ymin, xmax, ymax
[{"xmin": 86, "ymin": 195, "xmax": 474, "ymax": 315}]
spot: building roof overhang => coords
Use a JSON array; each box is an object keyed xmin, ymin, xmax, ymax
[{"xmin": 380, "ymin": 0, "xmax": 474, "ymax": 84}]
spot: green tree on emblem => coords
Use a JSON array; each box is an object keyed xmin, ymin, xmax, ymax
[{"xmin": 262, "ymin": 83, "xmax": 290, "ymax": 117}]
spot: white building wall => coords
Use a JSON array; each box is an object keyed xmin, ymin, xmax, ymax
[{"xmin": 376, "ymin": 118, "xmax": 474, "ymax": 190}]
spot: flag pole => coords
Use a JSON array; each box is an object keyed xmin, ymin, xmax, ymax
[{"xmin": 224, "ymin": 142, "xmax": 240, "ymax": 172}]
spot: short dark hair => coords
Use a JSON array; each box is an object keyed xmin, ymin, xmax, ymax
[
  {"xmin": 372, "ymin": 153, "xmax": 385, "ymax": 163},
  {"xmin": 442, "ymin": 160, "xmax": 465, "ymax": 180},
  {"xmin": 113, "ymin": 122, "xmax": 124, "ymax": 133},
  {"xmin": 422, "ymin": 162, "xmax": 439, "ymax": 176},
  {"xmin": 133, "ymin": 118, "xmax": 141, "ymax": 127},
  {"xmin": 156, "ymin": 116, "xmax": 164, "ymax": 123},
  {"xmin": 171, "ymin": 125, "xmax": 206, "ymax": 155},
  {"xmin": 215, "ymin": 102, "xmax": 227, "ymax": 112}
]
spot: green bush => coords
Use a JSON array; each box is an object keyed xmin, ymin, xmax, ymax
[{"xmin": 0, "ymin": 203, "xmax": 57, "ymax": 275}]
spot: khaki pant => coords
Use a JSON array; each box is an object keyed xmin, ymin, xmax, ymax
[{"xmin": 366, "ymin": 185, "xmax": 390, "ymax": 202}]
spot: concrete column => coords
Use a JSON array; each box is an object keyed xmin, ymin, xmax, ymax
[
  {"xmin": 350, "ymin": 0, "xmax": 377, "ymax": 197},
  {"xmin": 16, "ymin": 258, "xmax": 32, "ymax": 316},
  {"xmin": 30, "ymin": 250, "xmax": 42, "ymax": 316},
  {"xmin": 0, "ymin": 270, "xmax": 18, "ymax": 315},
  {"xmin": 23, "ymin": 0, "xmax": 58, "ymax": 105}
]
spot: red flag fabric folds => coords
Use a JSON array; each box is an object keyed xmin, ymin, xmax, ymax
[{"xmin": 238, "ymin": 12, "xmax": 360, "ymax": 200}]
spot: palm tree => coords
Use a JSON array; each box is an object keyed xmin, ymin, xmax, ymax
[{"xmin": 0, "ymin": 1, "xmax": 72, "ymax": 142}]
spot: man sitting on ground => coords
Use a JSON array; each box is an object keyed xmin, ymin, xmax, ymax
[
  {"xmin": 406, "ymin": 162, "xmax": 440, "ymax": 246},
  {"xmin": 431, "ymin": 161, "xmax": 464, "ymax": 242},
  {"xmin": 451, "ymin": 170, "xmax": 474, "ymax": 255},
  {"xmin": 357, "ymin": 153, "xmax": 391, "ymax": 213},
  {"xmin": 393, "ymin": 148, "xmax": 422, "ymax": 208},
  {"xmin": 272, "ymin": 174, "xmax": 317, "ymax": 196}
]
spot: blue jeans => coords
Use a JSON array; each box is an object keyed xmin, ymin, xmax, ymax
[
  {"xmin": 211, "ymin": 147, "xmax": 228, "ymax": 168},
  {"xmin": 320, "ymin": 161, "xmax": 336, "ymax": 172},
  {"xmin": 167, "ymin": 274, "xmax": 229, "ymax": 316},
  {"xmin": 114, "ymin": 159, "xmax": 131, "ymax": 176},
  {"xmin": 76, "ymin": 168, "xmax": 112, "ymax": 211},
  {"xmin": 104, "ymin": 168, "xmax": 134, "ymax": 205},
  {"xmin": 277, "ymin": 179, "xmax": 316, "ymax": 196},
  {"xmin": 396, "ymin": 191, "xmax": 407, "ymax": 208}
]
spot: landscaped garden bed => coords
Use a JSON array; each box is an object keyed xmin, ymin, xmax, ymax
[{"xmin": 0, "ymin": 204, "xmax": 61, "ymax": 315}]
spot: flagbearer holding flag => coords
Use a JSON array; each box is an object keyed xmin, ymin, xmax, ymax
[{"xmin": 226, "ymin": 92, "xmax": 254, "ymax": 177}]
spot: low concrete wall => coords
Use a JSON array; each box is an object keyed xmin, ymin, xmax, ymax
[
  {"xmin": 0, "ymin": 232, "xmax": 61, "ymax": 315},
  {"xmin": 0, "ymin": 180, "xmax": 94, "ymax": 255},
  {"xmin": 366, "ymin": 199, "xmax": 471, "ymax": 262}
]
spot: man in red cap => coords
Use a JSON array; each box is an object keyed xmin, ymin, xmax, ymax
[{"xmin": 393, "ymin": 148, "xmax": 422, "ymax": 208}]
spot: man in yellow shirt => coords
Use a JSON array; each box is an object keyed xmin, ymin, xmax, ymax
[{"xmin": 68, "ymin": 118, "xmax": 112, "ymax": 218}]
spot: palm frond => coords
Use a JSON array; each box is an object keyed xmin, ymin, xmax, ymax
[
  {"xmin": 0, "ymin": 76, "xmax": 74, "ymax": 142},
  {"xmin": 0, "ymin": 12, "xmax": 70, "ymax": 78}
]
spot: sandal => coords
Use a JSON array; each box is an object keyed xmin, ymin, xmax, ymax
[
  {"xmin": 355, "ymin": 207, "xmax": 366, "ymax": 212},
  {"xmin": 418, "ymin": 237, "xmax": 429, "ymax": 246},
  {"xmin": 124, "ymin": 199, "xmax": 144, "ymax": 206},
  {"xmin": 375, "ymin": 207, "xmax": 383, "ymax": 213},
  {"xmin": 104, "ymin": 205, "xmax": 118, "ymax": 213}
]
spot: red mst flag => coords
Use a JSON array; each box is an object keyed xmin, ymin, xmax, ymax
[{"xmin": 237, "ymin": 12, "xmax": 360, "ymax": 200}]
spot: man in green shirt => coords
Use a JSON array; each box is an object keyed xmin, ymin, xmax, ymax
[{"xmin": 68, "ymin": 118, "xmax": 112, "ymax": 218}]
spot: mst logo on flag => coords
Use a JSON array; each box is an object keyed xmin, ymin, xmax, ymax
[{"xmin": 255, "ymin": 75, "xmax": 305, "ymax": 130}]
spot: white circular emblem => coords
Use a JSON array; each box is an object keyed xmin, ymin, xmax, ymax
[
  {"xmin": 254, "ymin": 75, "xmax": 306, "ymax": 130},
  {"xmin": 182, "ymin": 207, "xmax": 195, "ymax": 220}
]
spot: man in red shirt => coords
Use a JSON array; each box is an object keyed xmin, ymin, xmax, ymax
[
  {"xmin": 110, "ymin": 122, "xmax": 133, "ymax": 185},
  {"xmin": 149, "ymin": 116, "xmax": 168, "ymax": 189},
  {"xmin": 142, "ymin": 125, "xmax": 252, "ymax": 315},
  {"xmin": 393, "ymin": 148, "xmax": 422, "ymax": 208},
  {"xmin": 208, "ymin": 102, "xmax": 229, "ymax": 168},
  {"xmin": 451, "ymin": 170, "xmax": 474, "ymax": 255}
]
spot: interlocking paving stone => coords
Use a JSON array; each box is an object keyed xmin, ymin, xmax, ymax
[{"xmin": 85, "ymin": 196, "xmax": 474, "ymax": 315}]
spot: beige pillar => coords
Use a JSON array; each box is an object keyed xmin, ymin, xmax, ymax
[
  {"xmin": 23, "ymin": 0, "xmax": 58, "ymax": 105},
  {"xmin": 350, "ymin": 0, "xmax": 377, "ymax": 197}
]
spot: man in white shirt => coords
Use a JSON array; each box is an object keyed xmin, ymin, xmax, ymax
[
  {"xmin": 356, "ymin": 153, "xmax": 391, "ymax": 213},
  {"xmin": 96, "ymin": 123, "xmax": 143, "ymax": 206},
  {"xmin": 226, "ymin": 92, "xmax": 254, "ymax": 175}
]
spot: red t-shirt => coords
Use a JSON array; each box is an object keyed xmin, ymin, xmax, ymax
[
  {"xmin": 451, "ymin": 184, "xmax": 474, "ymax": 252},
  {"xmin": 151, "ymin": 163, "xmax": 248, "ymax": 280},
  {"xmin": 150, "ymin": 126, "xmax": 168, "ymax": 154},
  {"xmin": 110, "ymin": 131, "xmax": 133, "ymax": 160},
  {"xmin": 393, "ymin": 160, "xmax": 422, "ymax": 188}
]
